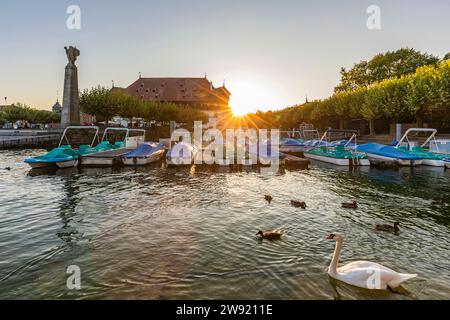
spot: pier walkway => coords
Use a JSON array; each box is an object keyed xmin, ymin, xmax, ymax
[{"xmin": 0, "ymin": 130, "xmax": 61, "ymax": 149}]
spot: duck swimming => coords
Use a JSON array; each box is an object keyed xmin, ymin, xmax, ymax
[
  {"xmin": 375, "ymin": 222, "xmax": 400, "ymax": 233},
  {"xmin": 342, "ymin": 201, "xmax": 358, "ymax": 209},
  {"xmin": 256, "ymin": 229, "xmax": 283, "ymax": 240},
  {"xmin": 325, "ymin": 233, "xmax": 417, "ymax": 290},
  {"xmin": 291, "ymin": 200, "xmax": 306, "ymax": 209},
  {"xmin": 264, "ymin": 195, "xmax": 273, "ymax": 204}
]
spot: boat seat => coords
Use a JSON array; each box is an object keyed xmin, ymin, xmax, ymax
[
  {"xmin": 412, "ymin": 146, "xmax": 425, "ymax": 153},
  {"xmin": 113, "ymin": 141, "xmax": 125, "ymax": 148}
]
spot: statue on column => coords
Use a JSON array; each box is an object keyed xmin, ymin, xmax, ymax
[
  {"xmin": 65, "ymin": 46, "xmax": 80, "ymax": 66},
  {"xmin": 61, "ymin": 46, "xmax": 81, "ymax": 127}
]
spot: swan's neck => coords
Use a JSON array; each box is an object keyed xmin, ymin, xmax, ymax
[{"xmin": 329, "ymin": 239, "xmax": 343, "ymax": 275}]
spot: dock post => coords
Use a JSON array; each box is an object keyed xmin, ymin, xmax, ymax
[{"xmin": 396, "ymin": 123, "xmax": 402, "ymax": 142}]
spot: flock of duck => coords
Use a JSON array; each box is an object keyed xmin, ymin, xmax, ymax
[{"xmin": 256, "ymin": 196, "xmax": 417, "ymax": 291}]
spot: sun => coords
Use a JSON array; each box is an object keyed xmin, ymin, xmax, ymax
[
  {"xmin": 228, "ymin": 78, "xmax": 281, "ymax": 117},
  {"xmin": 231, "ymin": 104, "xmax": 249, "ymax": 116}
]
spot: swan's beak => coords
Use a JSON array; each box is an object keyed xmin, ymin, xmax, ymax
[{"xmin": 325, "ymin": 234, "xmax": 335, "ymax": 240}]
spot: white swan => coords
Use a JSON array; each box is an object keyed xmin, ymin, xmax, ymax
[{"xmin": 326, "ymin": 233, "xmax": 417, "ymax": 290}]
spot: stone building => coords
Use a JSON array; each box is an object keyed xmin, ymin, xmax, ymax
[{"xmin": 112, "ymin": 76, "xmax": 231, "ymax": 111}]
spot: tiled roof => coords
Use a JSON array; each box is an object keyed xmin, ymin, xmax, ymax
[{"xmin": 118, "ymin": 77, "xmax": 230, "ymax": 103}]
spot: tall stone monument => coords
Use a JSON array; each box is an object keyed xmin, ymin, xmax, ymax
[{"xmin": 61, "ymin": 46, "xmax": 81, "ymax": 126}]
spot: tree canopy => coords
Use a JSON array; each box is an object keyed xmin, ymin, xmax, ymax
[
  {"xmin": 245, "ymin": 59, "xmax": 450, "ymax": 134},
  {"xmin": 0, "ymin": 103, "xmax": 60, "ymax": 125},
  {"xmin": 79, "ymin": 86, "xmax": 208, "ymax": 127},
  {"xmin": 334, "ymin": 48, "xmax": 439, "ymax": 93}
]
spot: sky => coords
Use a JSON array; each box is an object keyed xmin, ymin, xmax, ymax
[{"xmin": 0, "ymin": 0, "xmax": 449, "ymax": 114}]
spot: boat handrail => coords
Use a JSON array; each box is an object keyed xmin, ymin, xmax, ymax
[
  {"xmin": 127, "ymin": 129, "xmax": 146, "ymax": 138},
  {"xmin": 302, "ymin": 129, "xmax": 320, "ymax": 140},
  {"xmin": 101, "ymin": 127, "xmax": 130, "ymax": 142},
  {"xmin": 344, "ymin": 133, "xmax": 358, "ymax": 148},
  {"xmin": 279, "ymin": 130, "xmax": 302, "ymax": 139},
  {"xmin": 319, "ymin": 129, "xmax": 358, "ymax": 149},
  {"xmin": 396, "ymin": 128, "xmax": 438, "ymax": 149},
  {"xmin": 58, "ymin": 126, "xmax": 100, "ymax": 148},
  {"xmin": 322, "ymin": 129, "xmax": 360, "ymax": 137}
]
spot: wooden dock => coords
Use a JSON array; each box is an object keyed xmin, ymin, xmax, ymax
[{"xmin": 283, "ymin": 153, "xmax": 310, "ymax": 167}]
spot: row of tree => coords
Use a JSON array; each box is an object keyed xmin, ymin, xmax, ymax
[
  {"xmin": 79, "ymin": 86, "xmax": 209, "ymax": 127},
  {"xmin": 246, "ymin": 49, "xmax": 450, "ymax": 134},
  {"xmin": 0, "ymin": 103, "xmax": 60, "ymax": 125}
]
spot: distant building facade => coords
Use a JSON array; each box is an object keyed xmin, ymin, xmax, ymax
[
  {"xmin": 113, "ymin": 76, "xmax": 231, "ymax": 111},
  {"xmin": 51, "ymin": 100, "xmax": 95, "ymax": 125}
]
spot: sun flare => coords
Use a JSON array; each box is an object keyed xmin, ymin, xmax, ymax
[
  {"xmin": 231, "ymin": 104, "xmax": 249, "ymax": 116},
  {"xmin": 228, "ymin": 79, "xmax": 281, "ymax": 117}
]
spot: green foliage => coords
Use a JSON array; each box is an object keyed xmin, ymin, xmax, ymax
[
  {"xmin": 246, "ymin": 58, "xmax": 450, "ymax": 133},
  {"xmin": 0, "ymin": 103, "xmax": 59, "ymax": 124},
  {"xmin": 335, "ymin": 48, "xmax": 439, "ymax": 92},
  {"xmin": 80, "ymin": 86, "xmax": 119, "ymax": 124},
  {"xmin": 80, "ymin": 86, "xmax": 210, "ymax": 127}
]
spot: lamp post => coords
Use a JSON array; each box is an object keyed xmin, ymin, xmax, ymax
[{"xmin": 4, "ymin": 97, "xmax": 6, "ymax": 106}]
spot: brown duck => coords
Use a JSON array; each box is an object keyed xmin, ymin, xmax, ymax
[
  {"xmin": 375, "ymin": 222, "xmax": 400, "ymax": 233},
  {"xmin": 264, "ymin": 195, "xmax": 273, "ymax": 204},
  {"xmin": 342, "ymin": 201, "xmax": 358, "ymax": 209},
  {"xmin": 291, "ymin": 200, "xmax": 307, "ymax": 209},
  {"xmin": 256, "ymin": 230, "xmax": 283, "ymax": 240}
]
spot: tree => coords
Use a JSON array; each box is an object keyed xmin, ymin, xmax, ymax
[
  {"xmin": 335, "ymin": 48, "xmax": 439, "ymax": 92},
  {"xmin": 114, "ymin": 91, "xmax": 140, "ymax": 127},
  {"xmin": 80, "ymin": 86, "xmax": 120, "ymax": 126},
  {"xmin": 443, "ymin": 52, "xmax": 450, "ymax": 61},
  {"xmin": 1, "ymin": 103, "xmax": 59, "ymax": 124},
  {"xmin": 2, "ymin": 104, "xmax": 30, "ymax": 122},
  {"xmin": 406, "ymin": 65, "xmax": 441, "ymax": 127},
  {"xmin": 361, "ymin": 86, "xmax": 386, "ymax": 135},
  {"xmin": 379, "ymin": 76, "xmax": 411, "ymax": 124}
]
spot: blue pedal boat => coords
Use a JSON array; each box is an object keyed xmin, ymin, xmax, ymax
[
  {"xmin": 356, "ymin": 143, "xmax": 423, "ymax": 166},
  {"xmin": 122, "ymin": 142, "xmax": 165, "ymax": 166}
]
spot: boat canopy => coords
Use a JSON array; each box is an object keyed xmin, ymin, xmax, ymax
[
  {"xmin": 356, "ymin": 143, "xmax": 422, "ymax": 160},
  {"xmin": 25, "ymin": 147, "xmax": 78, "ymax": 164},
  {"xmin": 124, "ymin": 143, "xmax": 165, "ymax": 158},
  {"xmin": 280, "ymin": 138, "xmax": 305, "ymax": 146}
]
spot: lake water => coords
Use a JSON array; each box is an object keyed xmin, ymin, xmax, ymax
[{"xmin": 0, "ymin": 149, "xmax": 449, "ymax": 300}]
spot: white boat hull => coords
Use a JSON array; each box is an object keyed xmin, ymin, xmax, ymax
[
  {"xmin": 56, "ymin": 159, "xmax": 79, "ymax": 169},
  {"xmin": 445, "ymin": 161, "xmax": 450, "ymax": 169},
  {"xmin": 123, "ymin": 152, "xmax": 164, "ymax": 166},
  {"xmin": 422, "ymin": 159, "xmax": 445, "ymax": 167},
  {"xmin": 304, "ymin": 153, "xmax": 370, "ymax": 166},
  {"xmin": 365, "ymin": 153, "xmax": 423, "ymax": 166}
]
